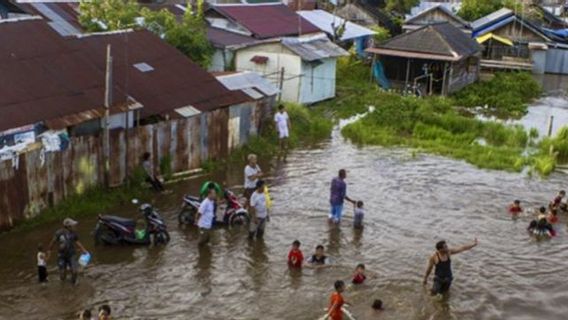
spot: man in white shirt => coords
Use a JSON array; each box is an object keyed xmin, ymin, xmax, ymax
[
  {"xmin": 196, "ymin": 188, "xmax": 217, "ymax": 246},
  {"xmin": 249, "ymin": 180, "xmax": 268, "ymax": 239},
  {"xmin": 274, "ymin": 105, "xmax": 291, "ymax": 160},
  {"xmin": 244, "ymin": 154, "xmax": 262, "ymax": 206}
]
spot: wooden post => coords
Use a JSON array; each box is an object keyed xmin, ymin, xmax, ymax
[
  {"xmin": 103, "ymin": 44, "xmax": 112, "ymax": 187},
  {"xmin": 124, "ymin": 107, "xmax": 130, "ymax": 185},
  {"xmin": 441, "ymin": 63, "xmax": 448, "ymax": 96},
  {"xmin": 428, "ymin": 73, "xmax": 433, "ymax": 96},
  {"xmin": 448, "ymin": 63, "xmax": 454, "ymax": 95},
  {"xmin": 277, "ymin": 67, "xmax": 285, "ymax": 103},
  {"xmin": 370, "ymin": 54, "xmax": 376, "ymax": 83},
  {"xmin": 547, "ymin": 115, "xmax": 554, "ymax": 137},
  {"xmin": 405, "ymin": 59, "xmax": 411, "ymax": 89}
]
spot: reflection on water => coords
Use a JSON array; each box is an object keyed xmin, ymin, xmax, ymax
[{"xmin": 2, "ymin": 85, "xmax": 568, "ymax": 319}]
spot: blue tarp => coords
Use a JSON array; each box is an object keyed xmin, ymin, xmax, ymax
[
  {"xmin": 372, "ymin": 61, "xmax": 390, "ymax": 89},
  {"xmin": 543, "ymin": 28, "xmax": 568, "ymax": 39}
]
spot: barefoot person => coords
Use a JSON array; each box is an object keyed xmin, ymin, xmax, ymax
[
  {"xmin": 274, "ymin": 105, "xmax": 291, "ymax": 160},
  {"xmin": 329, "ymin": 169, "xmax": 355, "ymax": 224},
  {"xmin": 48, "ymin": 218, "xmax": 88, "ymax": 285},
  {"xmin": 423, "ymin": 239, "xmax": 478, "ymax": 296}
]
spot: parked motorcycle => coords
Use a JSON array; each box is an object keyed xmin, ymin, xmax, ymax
[
  {"xmin": 178, "ymin": 189, "xmax": 249, "ymax": 227},
  {"xmin": 94, "ymin": 203, "xmax": 170, "ymax": 245}
]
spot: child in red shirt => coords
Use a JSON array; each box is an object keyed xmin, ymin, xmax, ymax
[
  {"xmin": 508, "ymin": 200, "xmax": 522, "ymax": 216},
  {"xmin": 288, "ymin": 240, "xmax": 304, "ymax": 268},
  {"xmin": 327, "ymin": 280, "xmax": 348, "ymax": 320},
  {"xmin": 352, "ymin": 263, "xmax": 367, "ymax": 284}
]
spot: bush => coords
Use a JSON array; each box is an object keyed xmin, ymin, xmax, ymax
[{"xmin": 453, "ymin": 72, "xmax": 541, "ymax": 119}]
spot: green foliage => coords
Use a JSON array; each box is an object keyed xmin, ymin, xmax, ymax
[
  {"xmin": 7, "ymin": 184, "xmax": 148, "ymax": 233},
  {"xmin": 386, "ymin": 0, "xmax": 420, "ymax": 14},
  {"xmin": 370, "ymin": 25, "xmax": 391, "ymax": 44},
  {"xmin": 452, "ymin": 72, "xmax": 541, "ymax": 119},
  {"xmin": 79, "ymin": 0, "xmax": 139, "ymax": 32},
  {"xmin": 159, "ymin": 154, "xmax": 173, "ymax": 180},
  {"xmin": 458, "ymin": 0, "xmax": 522, "ymax": 21},
  {"xmin": 539, "ymin": 127, "xmax": 568, "ymax": 163},
  {"xmin": 80, "ymin": 0, "xmax": 213, "ymax": 68}
]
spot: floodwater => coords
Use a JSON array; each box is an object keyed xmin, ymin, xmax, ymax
[{"xmin": 2, "ymin": 90, "xmax": 568, "ymax": 320}]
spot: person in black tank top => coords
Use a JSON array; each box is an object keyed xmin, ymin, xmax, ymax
[
  {"xmin": 307, "ymin": 245, "xmax": 330, "ymax": 268},
  {"xmin": 423, "ymin": 239, "xmax": 478, "ymax": 296}
]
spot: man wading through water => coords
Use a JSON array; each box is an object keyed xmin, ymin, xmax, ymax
[
  {"xmin": 329, "ymin": 169, "xmax": 355, "ymax": 224},
  {"xmin": 48, "ymin": 218, "xmax": 88, "ymax": 285},
  {"xmin": 423, "ymin": 239, "xmax": 478, "ymax": 296}
]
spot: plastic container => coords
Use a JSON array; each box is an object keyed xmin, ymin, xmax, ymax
[{"xmin": 78, "ymin": 252, "xmax": 91, "ymax": 267}]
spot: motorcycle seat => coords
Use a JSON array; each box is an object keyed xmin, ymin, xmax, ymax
[{"xmin": 101, "ymin": 215, "xmax": 136, "ymax": 226}]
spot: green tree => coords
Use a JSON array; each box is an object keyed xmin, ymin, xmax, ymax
[
  {"xmin": 80, "ymin": 0, "xmax": 214, "ymax": 68},
  {"xmin": 140, "ymin": 1, "xmax": 214, "ymax": 68},
  {"xmin": 79, "ymin": 0, "xmax": 139, "ymax": 32},
  {"xmin": 458, "ymin": 0, "xmax": 523, "ymax": 22},
  {"xmin": 370, "ymin": 25, "xmax": 391, "ymax": 44},
  {"xmin": 386, "ymin": 0, "xmax": 420, "ymax": 14}
]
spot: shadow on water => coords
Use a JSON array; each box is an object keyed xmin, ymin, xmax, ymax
[{"xmin": 3, "ymin": 88, "xmax": 568, "ymax": 319}]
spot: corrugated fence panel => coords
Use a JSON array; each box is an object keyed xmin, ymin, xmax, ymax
[
  {"xmin": 25, "ymin": 148, "xmax": 48, "ymax": 219},
  {"xmin": 0, "ymin": 156, "xmax": 28, "ymax": 230},
  {"xmin": 0, "ymin": 104, "xmax": 272, "ymax": 229},
  {"xmin": 189, "ymin": 116, "xmax": 201, "ymax": 169}
]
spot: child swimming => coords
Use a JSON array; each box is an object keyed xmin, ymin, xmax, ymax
[
  {"xmin": 352, "ymin": 264, "xmax": 367, "ymax": 285},
  {"xmin": 508, "ymin": 200, "xmax": 522, "ymax": 216}
]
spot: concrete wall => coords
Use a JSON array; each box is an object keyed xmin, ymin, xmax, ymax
[
  {"xmin": 236, "ymin": 43, "xmax": 302, "ymax": 103},
  {"xmin": 0, "ymin": 102, "xmax": 271, "ymax": 230}
]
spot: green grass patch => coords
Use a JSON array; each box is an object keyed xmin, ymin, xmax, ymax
[{"xmin": 452, "ymin": 72, "xmax": 542, "ymax": 119}]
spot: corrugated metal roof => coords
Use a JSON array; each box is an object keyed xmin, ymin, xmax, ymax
[
  {"xmin": 216, "ymin": 71, "xmax": 279, "ymax": 97},
  {"xmin": 207, "ymin": 26, "xmax": 259, "ymax": 48},
  {"xmin": 211, "ymin": 3, "xmax": 321, "ymax": 39},
  {"xmin": 471, "ymin": 8, "xmax": 513, "ymax": 31},
  {"xmin": 297, "ymin": 10, "xmax": 375, "ymax": 41},
  {"xmin": 74, "ymin": 29, "xmax": 250, "ymax": 115},
  {"xmin": 281, "ymin": 34, "xmax": 349, "ymax": 61},
  {"xmin": 0, "ymin": 18, "xmax": 131, "ymax": 132}
]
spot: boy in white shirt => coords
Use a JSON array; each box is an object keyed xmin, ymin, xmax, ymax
[
  {"xmin": 249, "ymin": 180, "xmax": 269, "ymax": 239},
  {"xmin": 244, "ymin": 154, "xmax": 262, "ymax": 206},
  {"xmin": 37, "ymin": 244, "xmax": 48, "ymax": 283},
  {"xmin": 274, "ymin": 105, "xmax": 291, "ymax": 160},
  {"xmin": 196, "ymin": 189, "xmax": 217, "ymax": 246}
]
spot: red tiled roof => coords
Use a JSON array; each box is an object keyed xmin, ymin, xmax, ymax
[{"xmin": 211, "ymin": 4, "xmax": 320, "ymax": 39}]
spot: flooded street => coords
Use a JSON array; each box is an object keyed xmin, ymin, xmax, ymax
[{"xmin": 2, "ymin": 87, "xmax": 568, "ymax": 319}]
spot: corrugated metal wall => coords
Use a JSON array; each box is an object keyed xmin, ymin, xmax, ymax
[
  {"xmin": 0, "ymin": 102, "xmax": 269, "ymax": 230},
  {"xmin": 545, "ymin": 48, "xmax": 568, "ymax": 75}
]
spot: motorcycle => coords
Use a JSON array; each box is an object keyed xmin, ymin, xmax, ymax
[
  {"xmin": 94, "ymin": 203, "xmax": 170, "ymax": 245},
  {"xmin": 178, "ymin": 189, "xmax": 250, "ymax": 227}
]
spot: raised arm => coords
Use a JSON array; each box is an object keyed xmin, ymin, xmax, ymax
[
  {"xmin": 449, "ymin": 238, "xmax": 478, "ymax": 255},
  {"xmin": 423, "ymin": 255, "xmax": 435, "ymax": 285}
]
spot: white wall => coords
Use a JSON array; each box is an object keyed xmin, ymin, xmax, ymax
[
  {"xmin": 236, "ymin": 43, "xmax": 303, "ymax": 103},
  {"xmin": 299, "ymin": 58, "xmax": 337, "ymax": 104}
]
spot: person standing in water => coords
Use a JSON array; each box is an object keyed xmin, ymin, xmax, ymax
[
  {"xmin": 329, "ymin": 169, "xmax": 355, "ymax": 224},
  {"xmin": 274, "ymin": 105, "xmax": 291, "ymax": 160},
  {"xmin": 244, "ymin": 154, "xmax": 262, "ymax": 207},
  {"xmin": 423, "ymin": 239, "xmax": 478, "ymax": 296}
]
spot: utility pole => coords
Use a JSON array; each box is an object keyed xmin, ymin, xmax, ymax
[
  {"xmin": 278, "ymin": 67, "xmax": 285, "ymax": 102},
  {"xmin": 103, "ymin": 44, "xmax": 112, "ymax": 187}
]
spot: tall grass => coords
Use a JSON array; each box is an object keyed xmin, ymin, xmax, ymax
[{"xmin": 453, "ymin": 72, "xmax": 542, "ymax": 119}]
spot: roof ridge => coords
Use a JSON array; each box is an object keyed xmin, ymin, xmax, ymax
[
  {"xmin": 0, "ymin": 15, "xmax": 43, "ymax": 24},
  {"xmin": 432, "ymin": 24, "xmax": 458, "ymax": 57}
]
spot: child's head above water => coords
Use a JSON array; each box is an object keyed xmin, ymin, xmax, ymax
[
  {"xmin": 315, "ymin": 245, "xmax": 324, "ymax": 256},
  {"xmin": 540, "ymin": 206, "xmax": 547, "ymax": 214},
  {"xmin": 356, "ymin": 200, "xmax": 364, "ymax": 208},
  {"xmin": 372, "ymin": 299, "xmax": 384, "ymax": 310},
  {"xmin": 292, "ymin": 240, "xmax": 301, "ymax": 249},
  {"xmin": 355, "ymin": 263, "xmax": 365, "ymax": 272},
  {"xmin": 513, "ymin": 200, "xmax": 520, "ymax": 206},
  {"xmin": 334, "ymin": 280, "xmax": 345, "ymax": 292}
]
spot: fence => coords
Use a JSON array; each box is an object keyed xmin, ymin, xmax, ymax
[{"xmin": 0, "ymin": 100, "xmax": 271, "ymax": 230}]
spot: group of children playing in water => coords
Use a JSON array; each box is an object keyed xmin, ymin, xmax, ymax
[
  {"xmin": 508, "ymin": 190, "xmax": 566, "ymax": 238},
  {"xmin": 287, "ymin": 240, "xmax": 382, "ymax": 320}
]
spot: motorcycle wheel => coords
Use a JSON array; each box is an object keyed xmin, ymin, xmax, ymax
[
  {"xmin": 94, "ymin": 225, "xmax": 118, "ymax": 246},
  {"xmin": 229, "ymin": 212, "xmax": 250, "ymax": 227},
  {"xmin": 178, "ymin": 207, "xmax": 197, "ymax": 225},
  {"xmin": 154, "ymin": 230, "xmax": 171, "ymax": 245}
]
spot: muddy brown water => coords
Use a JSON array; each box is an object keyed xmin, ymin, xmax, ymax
[{"xmin": 2, "ymin": 94, "xmax": 568, "ymax": 320}]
